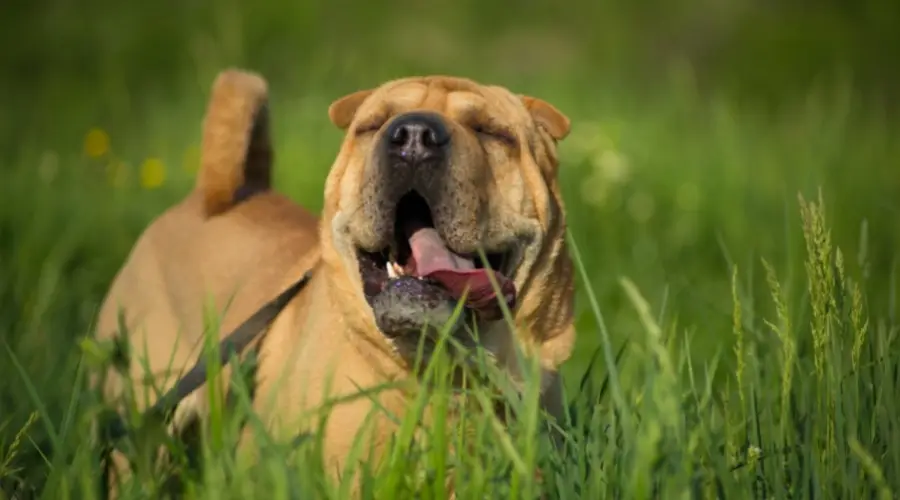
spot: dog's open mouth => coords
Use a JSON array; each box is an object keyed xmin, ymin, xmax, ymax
[{"xmin": 358, "ymin": 191, "xmax": 516, "ymax": 334}]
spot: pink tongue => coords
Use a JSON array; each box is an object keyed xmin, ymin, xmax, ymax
[{"xmin": 408, "ymin": 228, "xmax": 516, "ymax": 320}]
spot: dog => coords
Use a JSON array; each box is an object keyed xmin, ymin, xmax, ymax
[{"xmin": 93, "ymin": 69, "xmax": 576, "ymax": 493}]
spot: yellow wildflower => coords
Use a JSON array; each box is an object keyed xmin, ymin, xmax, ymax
[
  {"xmin": 84, "ymin": 128, "xmax": 110, "ymax": 158},
  {"xmin": 140, "ymin": 158, "xmax": 166, "ymax": 189}
]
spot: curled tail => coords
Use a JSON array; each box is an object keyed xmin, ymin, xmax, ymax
[{"xmin": 197, "ymin": 68, "xmax": 273, "ymax": 217}]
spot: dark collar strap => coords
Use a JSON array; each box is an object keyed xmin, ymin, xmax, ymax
[{"xmin": 102, "ymin": 270, "xmax": 313, "ymax": 444}]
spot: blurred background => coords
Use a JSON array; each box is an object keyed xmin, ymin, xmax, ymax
[{"xmin": 1, "ymin": 0, "xmax": 899, "ymax": 424}]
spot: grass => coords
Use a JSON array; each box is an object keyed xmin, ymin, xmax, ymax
[{"xmin": 2, "ymin": 28, "xmax": 900, "ymax": 499}]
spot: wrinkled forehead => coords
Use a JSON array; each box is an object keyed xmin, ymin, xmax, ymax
[{"xmin": 357, "ymin": 77, "xmax": 531, "ymax": 126}]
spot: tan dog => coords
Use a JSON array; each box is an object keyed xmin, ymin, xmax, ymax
[{"xmin": 94, "ymin": 69, "xmax": 576, "ymax": 491}]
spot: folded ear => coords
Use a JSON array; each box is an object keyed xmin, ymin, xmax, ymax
[
  {"xmin": 328, "ymin": 89, "xmax": 374, "ymax": 129},
  {"xmin": 520, "ymin": 95, "xmax": 571, "ymax": 141}
]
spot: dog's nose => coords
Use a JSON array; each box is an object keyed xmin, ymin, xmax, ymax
[{"xmin": 384, "ymin": 112, "xmax": 450, "ymax": 164}]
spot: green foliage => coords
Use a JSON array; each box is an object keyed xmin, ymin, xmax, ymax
[{"xmin": 1, "ymin": 2, "xmax": 899, "ymax": 498}]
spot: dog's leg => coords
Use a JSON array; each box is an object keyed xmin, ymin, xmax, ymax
[{"xmin": 539, "ymin": 370, "xmax": 568, "ymax": 449}]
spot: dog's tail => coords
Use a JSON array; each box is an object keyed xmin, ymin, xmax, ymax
[{"xmin": 197, "ymin": 68, "xmax": 273, "ymax": 217}]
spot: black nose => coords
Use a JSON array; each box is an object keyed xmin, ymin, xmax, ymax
[{"xmin": 384, "ymin": 112, "xmax": 450, "ymax": 164}]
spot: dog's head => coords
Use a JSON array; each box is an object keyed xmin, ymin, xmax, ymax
[{"xmin": 320, "ymin": 76, "xmax": 575, "ymax": 369}]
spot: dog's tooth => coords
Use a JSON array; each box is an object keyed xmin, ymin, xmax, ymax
[
  {"xmin": 386, "ymin": 261, "xmax": 397, "ymax": 279},
  {"xmin": 392, "ymin": 262, "xmax": 405, "ymax": 276}
]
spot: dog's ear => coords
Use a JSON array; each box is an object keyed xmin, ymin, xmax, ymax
[
  {"xmin": 520, "ymin": 96, "xmax": 570, "ymax": 141},
  {"xmin": 328, "ymin": 89, "xmax": 374, "ymax": 129}
]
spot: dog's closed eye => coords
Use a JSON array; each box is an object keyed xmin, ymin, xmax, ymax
[{"xmin": 472, "ymin": 124, "xmax": 516, "ymax": 146}]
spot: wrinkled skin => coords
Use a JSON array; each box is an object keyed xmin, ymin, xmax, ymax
[{"xmin": 322, "ymin": 76, "xmax": 577, "ymax": 375}]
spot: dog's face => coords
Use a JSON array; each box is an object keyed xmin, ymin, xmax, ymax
[{"xmin": 320, "ymin": 76, "xmax": 573, "ymax": 362}]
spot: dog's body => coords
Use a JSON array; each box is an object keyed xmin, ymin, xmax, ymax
[{"xmin": 94, "ymin": 70, "xmax": 576, "ymax": 489}]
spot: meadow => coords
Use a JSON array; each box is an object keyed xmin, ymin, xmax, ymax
[{"xmin": 1, "ymin": 2, "xmax": 899, "ymax": 498}]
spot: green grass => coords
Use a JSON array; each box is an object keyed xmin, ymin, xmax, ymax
[{"xmin": 2, "ymin": 17, "xmax": 900, "ymax": 497}]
